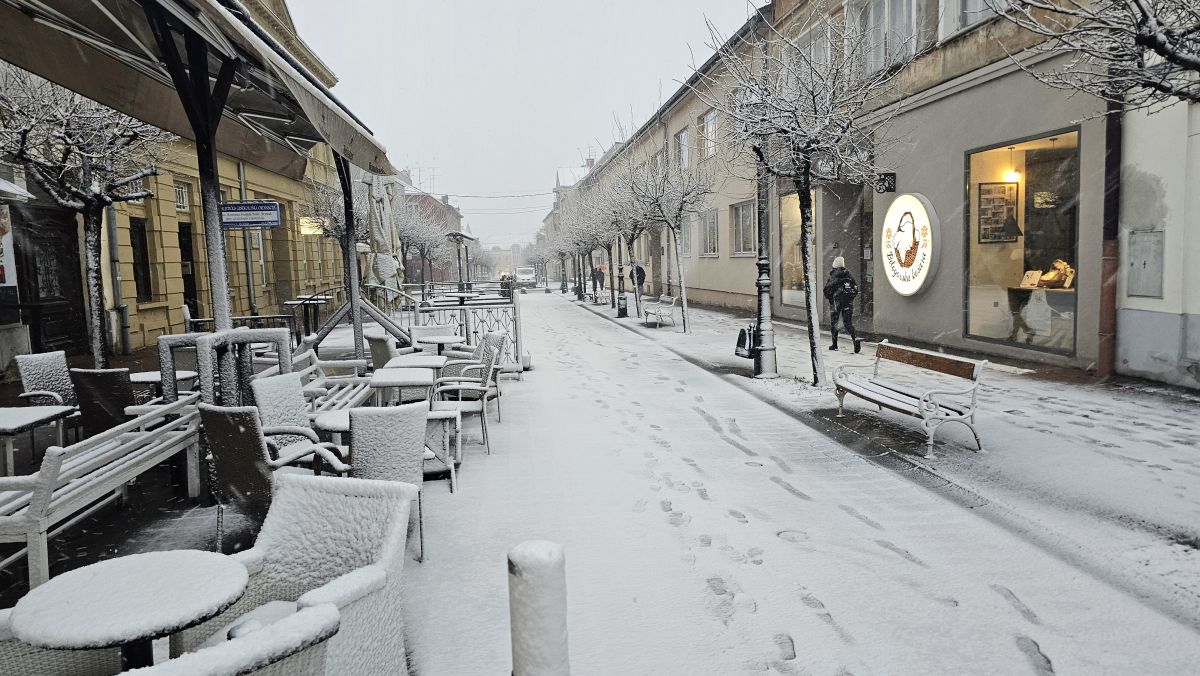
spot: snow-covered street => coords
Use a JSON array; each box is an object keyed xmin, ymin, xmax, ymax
[{"xmin": 404, "ymin": 293, "xmax": 1200, "ymax": 675}]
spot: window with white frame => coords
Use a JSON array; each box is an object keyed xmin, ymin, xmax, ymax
[
  {"xmin": 855, "ymin": 0, "xmax": 915, "ymax": 72},
  {"xmin": 174, "ymin": 183, "xmax": 190, "ymax": 211},
  {"xmin": 731, "ymin": 201, "xmax": 756, "ymax": 254},
  {"xmin": 674, "ymin": 128, "xmax": 690, "ymax": 169},
  {"xmin": 794, "ymin": 23, "xmax": 832, "ymax": 67},
  {"xmin": 127, "ymin": 178, "xmax": 145, "ymax": 205},
  {"xmin": 680, "ymin": 215, "xmax": 694, "ymax": 256},
  {"xmin": 700, "ymin": 110, "xmax": 718, "ymax": 159},
  {"xmin": 700, "ymin": 210, "xmax": 719, "ymax": 256},
  {"xmin": 941, "ymin": 0, "xmax": 995, "ymax": 38}
]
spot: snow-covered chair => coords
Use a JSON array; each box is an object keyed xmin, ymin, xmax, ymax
[
  {"xmin": 249, "ymin": 373, "xmax": 352, "ymax": 455},
  {"xmin": 69, "ymin": 368, "xmax": 136, "ymax": 436},
  {"xmin": 170, "ymin": 474, "xmax": 416, "ymax": 676},
  {"xmin": 365, "ymin": 333, "xmax": 399, "ymax": 369},
  {"xmin": 406, "ymin": 322, "xmax": 456, "ymax": 352},
  {"xmin": 0, "ymin": 607, "xmax": 120, "ymax": 676},
  {"xmin": 15, "ymin": 350, "xmax": 82, "ymax": 445},
  {"xmin": 432, "ymin": 345, "xmax": 500, "ymax": 453},
  {"xmin": 198, "ymin": 404, "xmax": 350, "ymax": 549},
  {"xmin": 132, "ymin": 604, "xmax": 339, "ymax": 676},
  {"xmin": 350, "ymin": 403, "xmax": 452, "ymax": 561}
]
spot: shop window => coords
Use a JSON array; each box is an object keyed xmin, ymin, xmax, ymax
[
  {"xmin": 700, "ymin": 210, "xmax": 719, "ymax": 256},
  {"xmin": 732, "ymin": 201, "xmax": 755, "ymax": 254},
  {"xmin": 779, "ymin": 192, "xmax": 809, "ymax": 306},
  {"xmin": 129, "ymin": 217, "xmax": 154, "ymax": 302},
  {"xmin": 965, "ymin": 130, "xmax": 1079, "ymax": 353},
  {"xmin": 681, "ymin": 215, "xmax": 694, "ymax": 256}
]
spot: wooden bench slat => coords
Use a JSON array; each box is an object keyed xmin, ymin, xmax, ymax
[{"xmin": 876, "ymin": 343, "xmax": 979, "ymax": 380}]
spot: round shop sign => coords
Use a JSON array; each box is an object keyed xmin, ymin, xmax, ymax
[{"xmin": 881, "ymin": 193, "xmax": 939, "ymax": 296}]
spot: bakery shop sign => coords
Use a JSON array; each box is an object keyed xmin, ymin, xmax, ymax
[{"xmin": 881, "ymin": 193, "xmax": 939, "ymax": 296}]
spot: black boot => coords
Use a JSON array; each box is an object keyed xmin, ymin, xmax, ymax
[{"xmin": 854, "ymin": 339, "xmax": 862, "ymax": 354}]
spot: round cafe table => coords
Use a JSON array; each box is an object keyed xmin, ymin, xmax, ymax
[
  {"xmin": 10, "ymin": 550, "xmax": 248, "ymax": 670},
  {"xmin": 417, "ymin": 335, "xmax": 466, "ymax": 356}
]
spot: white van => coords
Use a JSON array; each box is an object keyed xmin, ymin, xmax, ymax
[{"xmin": 514, "ymin": 266, "xmax": 537, "ymax": 288}]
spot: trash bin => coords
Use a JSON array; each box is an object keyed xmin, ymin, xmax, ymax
[{"xmin": 735, "ymin": 324, "xmax": 755, "ymax": 359}]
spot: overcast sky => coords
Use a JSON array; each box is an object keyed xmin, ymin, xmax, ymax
[{"xmin": 288, "ymin": 1, "xmax": 756, "ymax": 248}]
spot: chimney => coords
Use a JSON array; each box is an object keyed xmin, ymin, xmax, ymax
[
  {"xmin": 586, "ymin": 158, "xmax": 595, "ymax": 169},
  {"xmin": 398, "ymin": 169, "xmax": 412, "ymax": 184},
  {"xmin": 441, "ymin": 195, "xmax": 450, "ymax": 205}
]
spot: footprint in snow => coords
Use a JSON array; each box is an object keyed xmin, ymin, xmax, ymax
[
  {"xmin": 698, "ymin": 534, "xmax": 712, "ymax": 547},
  {"xmin": 774, "ymin": 633, "xmax": 797, "ymax": 661},
  {"xmin": 660, "ymin": 499, "xmax": 673, "ymax": 513},
  {"xmin": 632, "ymin": 499, "xmax": 647, "ymax": 513},
  {"xmin": 728, "ymin": 509, "xmax": 749, "ymax": 523},
  {"xmin": 668, "ymin": 511, "xmax": 691, "ymax": 526}
]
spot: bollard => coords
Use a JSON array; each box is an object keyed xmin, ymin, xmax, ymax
[{"xmin": 508, "ymin": 540, "xmax": 569, "ymax": 676}]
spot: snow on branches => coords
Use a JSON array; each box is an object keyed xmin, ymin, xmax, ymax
[
  {"xmin": 990, "ymin": 0, "xmax": 1200, "ymax": 108},
  {"xmin": 0, "ymin": 64, "xmax": 176, "ymax": 367},
  {"xmin": 693, "ymin": 3, "xmax": 914, "ymax": 384}
]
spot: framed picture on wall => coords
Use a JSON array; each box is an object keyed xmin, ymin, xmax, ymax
[{"xmin": 978, "ymin": 182, "xmax": 1020, "ymax": 243}]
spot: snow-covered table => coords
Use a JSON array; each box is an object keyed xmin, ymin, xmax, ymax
[
  {"xmin": 417, "ymin": 335, "xmax": 466, "ymax": 355},
  {"xmin": 0, "ymin": 405, "xmax": 75, "ymax": 476},
  {"xmin": 383, "ymin": 354, "xmax": 449, "ymax": 370},
  {"xmin": 369, "ymin": 367, "xmax": 436, "ymax": 405},
  {"xmin": 129, "ymin": 370, "xmax": 198, "ymax": 398},
  {"xmin": 10, "ymin": 550, "xmax": 248, "ymax": 670}
]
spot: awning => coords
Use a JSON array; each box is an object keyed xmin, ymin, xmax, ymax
[
  {"xmin": 0, "ymin": 0, "xmax": 395, "ymax": 178},
  {"xmin": 0, "ymin": 177, "xmax": 34, "ymax": 202}
]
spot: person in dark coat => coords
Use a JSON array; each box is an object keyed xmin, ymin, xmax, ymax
[
  {"xmin": 592, "ymin": 266, "xmax": 605, "ymax": 290},
  {"xmin": 629, "ymin": 262, "xmax": 646, "ymax": 290},
  {"xmin": 823, "ymin": 256, "xmax": 861, "ymax": 353}
]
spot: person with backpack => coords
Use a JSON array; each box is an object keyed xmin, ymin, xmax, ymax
[{"xmin": 823, "ymin": 256, "xmax": 861, "ymax": 353}]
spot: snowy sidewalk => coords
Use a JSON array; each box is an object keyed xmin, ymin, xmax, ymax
[{"xmin": 401, "ymin": 293, "xmax": 1200, "ymax": 674}]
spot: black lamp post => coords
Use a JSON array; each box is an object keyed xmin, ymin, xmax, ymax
[
  {"xmin": 445, "ymin": 230, "xmax": 477, "ymax": 292},
  {"xmin": 753, "ymin": 152, "xmax": 778, "ymax": 378},
  {"xmin": 616, "ymin": 234, "xmax": 628, "ymax": 318}
]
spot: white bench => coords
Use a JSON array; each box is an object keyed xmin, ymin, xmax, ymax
[
  {"xmin": 833, "ymin": 341, "xmax": 987, "ymax": 458},
  {"xmin": 644, "ymin": 295, "xmax": 677, "ymax": 327},
  {"xmin": 0, "ymin": 393, "xmax": 202, "ymax": 587}
]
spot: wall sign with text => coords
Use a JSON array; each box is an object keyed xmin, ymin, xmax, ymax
[{"xmin": 881, "ymin": 193, "xmax": 939, "ymax": 296}]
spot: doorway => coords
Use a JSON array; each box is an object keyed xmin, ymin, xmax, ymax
[
  {"xmin": 13, "ymin": 203, "xmax": 88, "ymax": 354},
  {"xmin": 178, "ymin": 223, "xmax": 199, "ymax": 318}
]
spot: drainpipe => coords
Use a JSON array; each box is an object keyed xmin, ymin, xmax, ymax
[
  {"xmin": 238, "ymin": 161, "xmax": 259, "ymax": 316},
  {"xmin": 1098, "ymin": 95, "xmax": 1123, "ymax": 379},
  {"xmin": 106, "ymin": 205, "xmax": 131, "ymax": 355}
]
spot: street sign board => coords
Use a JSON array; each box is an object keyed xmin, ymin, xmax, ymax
[{"xmin": 220, "ymin": 200, "xmax": 281, "ymax": 229}]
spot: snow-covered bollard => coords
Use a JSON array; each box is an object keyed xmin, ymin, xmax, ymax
[{"xmin": 508, "ymin": 540, "xmax": 569, "ymax": 675}]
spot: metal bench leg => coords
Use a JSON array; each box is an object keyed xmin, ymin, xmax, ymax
[{"xmin": 836, "ymin": 391, "xmax": 846, "ymax": 418}]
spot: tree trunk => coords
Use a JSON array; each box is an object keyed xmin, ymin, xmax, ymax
[
  {"xmin": 792, "ymin": 160, "xmax": 826, "ymax": 387},
  {"xmin": 606, "ymin": 244, "xmax": 616, "ymax": 308},
  {"xmin": 588, "ymin": 251, "xmax": 596, "ymax": 298},
  {"xmin": 83, "ymin": 207, "xmax": 107, "ymax": 368},
  {"xmin": 626, "ymin": 235, "xmax": 643, "ymax": 318},
  {"xmin": 670, "ymin": 227, "xmax": 690, "ymax": 333}
]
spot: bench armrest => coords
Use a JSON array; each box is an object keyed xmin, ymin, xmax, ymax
[
  {"xmin": 315, "ymin": 358, "xmax": 368, "ymax": 371},
  {"xmin": 831, "ymin": 362, "xmax": 875, "ymax": 380},
  {"xmin": 298, "ymin": 564, "xmax": 386, "ymax": 609},
  {"xmin": 435, "ymin": 384, "xmax": 490, "ymax": 396},
  {"xmin": 19, "ymin": 391, "xmax": 64, "ymax": 405}
]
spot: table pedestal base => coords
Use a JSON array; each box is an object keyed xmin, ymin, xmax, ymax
[{"xmin": 122, "ymin": 638, "xmax": 154, "ymax": 670}]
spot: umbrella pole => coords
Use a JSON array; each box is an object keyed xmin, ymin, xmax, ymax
[{"xmin": 335, "ymin": 153, "xmax": 366, "ymax": 367}]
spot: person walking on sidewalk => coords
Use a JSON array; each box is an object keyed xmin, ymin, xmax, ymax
[
  {"xmin": 593, "ymin": 266, "xmax": 605, "ymax": 290},
  {"xmin": 629, "ymin": 262, "xmax": 646, "ymax": 291},
  {"xmin": 823, "ymin": 256, "xmax": 861, "ymax": 353}
]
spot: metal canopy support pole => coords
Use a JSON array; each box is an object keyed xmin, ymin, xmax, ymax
[
  {"xmin": 145, "ymin": 3, "xmax": 240, "ymax": 400},
  {"xmin": 753, "ymin": 156, "xmax": 778, "ymax": 378},
  {"xmin": 333, "ymin": 152, "xmax": 366, "ymax": 364},
  {"xmin": 238, "ymin": 161, "xmax": 259, "ymax": 317}
]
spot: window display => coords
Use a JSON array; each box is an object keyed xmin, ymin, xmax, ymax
[
  {"xmin": 965, "ymin": 131, "xmax": 1079, "ymax": 352},
  {"xmin": 779, "ymin": 192, "xmax": 806, "ymax": 306}
]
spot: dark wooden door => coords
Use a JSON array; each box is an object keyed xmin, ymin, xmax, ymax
[
  {"xmin": 13, "ymin": 203, "xmax": 88, "ymax": 355},
  {"xmin": 178, "ymin": 223, "xmax": 199, "ymax": 317}
]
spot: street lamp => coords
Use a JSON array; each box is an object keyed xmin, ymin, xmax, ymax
[
  {"xmin": 445, "ymin": 230, "xmax": 476, "ymax": 292},
  {"xmin": 615, "ymin": 228, "xmax": 628, "ymax": 318},
  {"xmin": 752, "ymin": 149, "xmax": 779, "ymax": 378}
]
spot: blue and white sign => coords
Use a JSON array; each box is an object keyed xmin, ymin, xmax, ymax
[{"xmin": 220, "ymin": 200, "xmax": 281, "ymax": 229}]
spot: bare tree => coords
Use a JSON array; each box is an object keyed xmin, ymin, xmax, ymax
[
  {"xmin": 619, "ymin": 151, "xmax": 713, "ymax": 332},
  {"xmin": 696, "ymin": 5, "xmax": 913, "ymax": 385},
  {"xmin": 393, "ymin": 197, "xmax": 445, "ymax": 284},
  {"xmin": 991, "ymin": 0, "xmax": 1200, "ymax": 108},
  {"xmin": 0, "ymin": 65, "xmax": 175, "ymax": 367}
]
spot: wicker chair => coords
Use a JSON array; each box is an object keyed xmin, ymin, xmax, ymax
[
  {"xmin": 249, "ymin": 373, "xmax": 351, "ymax": 457},
  {"xmin": 350, "ymin": 403, "xmax": 453, "ymax": 561},
  {"xmin": 69, "ymin": 368, "xmax": 135, "ymax": 437},
  {"xmin": 0, "ymin": 607, "xmax": 120, "ymax": 676},
  {"xmin": 170, "ymin": 474, "xmax": 416, "ymax": 675},
  {"xmin": 198, "ymin": 404, "xmax": 349, "ymax": 550},
  {"xmin": 131, "ymin": 604, "xmax": 339, "ymax": 675},
  {"xmin": 14, "ymin": 350, "xmax": 82, "ymax": 447},
  {"xmin": 432, "ymin": 345, "xmax": 500, "ymax": 453}
]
